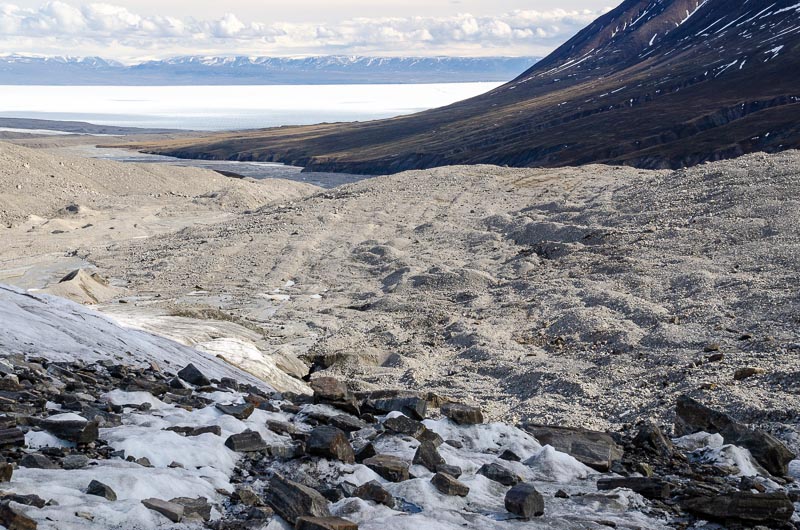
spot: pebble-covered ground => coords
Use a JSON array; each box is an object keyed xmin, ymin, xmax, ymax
[{"xmin": 0, "ymin": 286, "xmax": 798, "ymax": 529}]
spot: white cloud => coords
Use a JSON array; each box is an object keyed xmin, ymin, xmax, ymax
[{"xmin": 0, "ymin": 1, "xmax": 608, "ymax": 61}]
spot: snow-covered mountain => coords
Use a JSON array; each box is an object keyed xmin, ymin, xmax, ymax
[{"xmin": 0, "ymin": 55, "xmax": 539, "ymax": 85}]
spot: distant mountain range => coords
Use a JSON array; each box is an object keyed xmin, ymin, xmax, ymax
[
  {"xmin": 140, "ymin": 0, "xmax": 800, "ymax": 173},
  {"xmin": 0, "ymin": 55, "xmax": 539, "ymax": 85}
]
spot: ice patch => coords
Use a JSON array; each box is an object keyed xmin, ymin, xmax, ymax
[
  {"xmin": 525, "ymin": 445, "xmax": 594, "ymax": 482},
  {"xmin": 673, "ymin": 431, "xmax": 724, "ymax": 451},
  {"xmin": 26, "ymin": 430, "xmax": 75, "ymax": 449}
]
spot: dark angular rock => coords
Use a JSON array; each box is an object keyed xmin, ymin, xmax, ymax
[
  {"xmin": 523, "ymin": 424, "xmax": 623, "ymax": 472},
  {"xmin": 235, "ymin": 486, "xmax": 263, "ymax": 507},
  {"xmin": 354, "ymin": 442, "xmax": 377, "ymax": 464},
  {"xmin": 224, "ymin": 431, "xmax": 267, "ymax": 452},
  {"xmin": 168, "ymin": 377, "xmax": 188, "ymax": 390},
  {"xmin": 37, "ymin": 418, "xmax": 99, "ymax": 444},
  {"xmin": 219, "ymin": 377, "xmax": 240, "ymax": 391},
  {"xmin": 177, "ymin": 364, "xmax": 210, "ymax": 386},
  {"xmin": 353, "ymin": 480, "xmax": 394, "ymax": 508},
  {"xmin": 478, "ymin": 462, "xmax": 521, "ymax": 486},
  {"xmin": 0, "ymin": 463, "xmax": 12, "ymax": 482},
  {"xmin": 418, "ymin": 428, "xmax": 444, "ymax": 447},
  {"xmin": 499, "ymin": 449, "xmax": 522, "ymax": 462},
  {"xmin": 264, "ymin": 474, "xmax": 331, "ymax": 524},
  {"xmin": 445, "ymin": 439, "xmax": 463, "ymax": 449},
  {"xmin": 87, "ymin": 480, "xmax": 117, "ymax": 501},
  {"xmin": 307, "ymin": 426, "xmax": 355, "ymax": 463},
  {"xmin": 329, "ymin": 415, "xmax": 368, "ymax": 433},
  {"xmin": 436, "ymin": 464, "xmax": 462, "ymax": 478},
  {"xmin": 505, "ymin": 483, "xmax": 545, "ymax": 519},
  {"xmin": 215, "ymin": 402, "xmax": 255, "ymax": 420},
  {"xmin": 362, "ymin": 391, "xmax": 427, "ymax": 420},
  {"xmin": 167, "ymin": 425, "xmax": 222, "ymax": 437},
  {"xmin": 431, "ymin": 472, "xmax": 469, "ymax": 497},
  {"xmin": 441, "ymin": 403, "xmax": 483, "ymax": 425},
  {"xmin": 632, "ymin": 421, "xmax": 674, "ymax": 459},
  {"xmin": 135, "ymin": 457, "xmax": 152, "ymax": 468},
  {"xmin": 597, "ymin": 477, "xmax": 671, "ymax": 500},
  {"xmin": 675, "ymin": 395, "xmax": 795, "ymax": 476},
  {"xmin": 311, "ymin": 378, "xmax": 350, "ymax": 402},
  {"xmin": 682, "ymin": 492, "xmax": 794, "ymax": 525},
  {"xmin": 0, "ymin": 501, "xmax": 37, "ymax": 530},
  {"xmin": 62, "ymin": 454, "xmax": 89, "ymax": 470},
  {"xmin": 0, "ymin": 494, "xmax": 44, "ymax": 509},
  {"xmin": 413, "ymin": 441, "xmax": 445, "ymax": 472},
  {"xmin": 364, "ymin": 455, "xmax": 410, "ymax": 482},
  {"xmin": 19, "ymin": 454, "xmax": 58, "ymax": 469},
  {"xmin": 170, "ymin": 497, "xmax": 212, "ymax": 521},
  {"xmin": 245, "ymin": 506, "xmax": 274, "ymax": 521},
  {"xmin": 383, "ymin": 415, "xmax": 425, "ymax": 438},
  {"xmin": 267, "ymin": 420, "xmax": 296, "ymax": 435},
  {"xmin": 142, "ymin": 498, "xmax": 184, "ymax": 523},
  {"xmin": 0, "ymin": 428, "xmax": 25, "ymax": 448},
  {"xmin": 295, "ymin": 516, "xmax": 359, "ymax": 530}
]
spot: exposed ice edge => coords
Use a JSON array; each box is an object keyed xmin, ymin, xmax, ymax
[{"xmin": 0, "ymin": 283, "xmax": 275, "ymax": 392}]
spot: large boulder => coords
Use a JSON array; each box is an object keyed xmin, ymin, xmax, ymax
[
  {"xmin": 523, "ymin": 424, "xmax": 623, "ymax": 472},
  {"xmin": 307, "ymin": 426, "xmax": 355, "ymax": 464},
  {"xmin": 477, "ymin": 462, "xmax": 521, "ymax": 486},
  {"xmin": 413, "ymin": 441, "xmax": 446, "ymax": 472},
  {"xmin": 177, "ymin": 364, "xmax": 210, "ymax": 386},
  {"xmin": 505, "ymin": 483, "xmax": 544, "ymax": 519},
  {"xmin": 675, "ymin": 395, "xmax": 795, "ymax": 476},
  {"xmin": 264, "ymin": 474, "xmax": 331, "ymax": 524}
]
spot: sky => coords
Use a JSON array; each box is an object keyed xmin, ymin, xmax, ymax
[{"xmin": 0, "ymin": 1, "xmax": 612, "ymax": 62}]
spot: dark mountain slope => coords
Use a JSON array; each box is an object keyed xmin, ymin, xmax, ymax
[{"xmin": 142, "ymin": 0, "xmax": 800, "ymax": 173}]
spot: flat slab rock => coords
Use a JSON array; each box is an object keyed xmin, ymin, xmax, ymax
[
  {"xmin": 35, "ymin": 417, "xmax": 99, "ymax": 444},
  {"xmin": 360, "ymin": 390, "xmax": 427, "ymax": 420},
  {"xmin": 224, "ymin": 430, "xmax": 267, "ymax": 452},
  {"xmin": 215, "ymin": 402, "xmax": 255, "ymax": 420},
  {"xmin": 431, "ymin": 472, "xmax": 470, "ymax": 497},
  {"xmin": 364, "ymin": 454, "xmax": 410, "ymax": 482},
  {"xmin": 477, "ymin": 462, "xmax": 521, "ymax": 486},
  {"xmin": 296, "ymin": 516, "xmax": 359, "ymax": 530},
  {"xmin": 597, "ymin": 477, "xmax": 671, "ymax": 500},
  {"xmin": 441, "ymin": 403, "xmax": 484, "ymax": 425},
  {"xmin": 142, "ymin": 498, "xmax": 184, "ymax": 523},
  {"xmin": 523, "ymin": 424, "xmax": 623, "ymax": 472},
  {"xmin": 682, "ymin": 491, "xmax": 795, "ymax": 524}
]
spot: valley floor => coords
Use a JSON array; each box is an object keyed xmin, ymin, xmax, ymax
[
  {"xmin": 1, "ymin": 141, "xmax": 799, "ymax": 528},
  {"xmin": 4, "ymin": 143, "xmax": 800, "ymax": 434}
]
